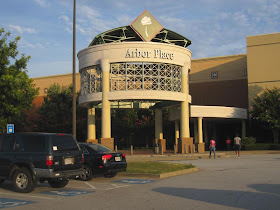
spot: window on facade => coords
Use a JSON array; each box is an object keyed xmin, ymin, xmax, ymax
[
  {"xmin": 110, "ymin": 62, "xmax": 182, "ymax": 92},
  {"xmin": 211, "ymin": 71, "xmax": 218, "ymax": 79}
]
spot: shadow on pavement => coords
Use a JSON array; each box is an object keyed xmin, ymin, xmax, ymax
[
  {"xmin": 249, "ymin": 184, "xmax": 280, "ymax": 195},
  {"xmin": 152, "ymin": 185, "xmax": 280, "ymax": 209}
]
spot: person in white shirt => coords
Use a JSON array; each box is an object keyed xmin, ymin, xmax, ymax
[{"xmin": 234, "ymin": 134, "xmax": 241, "ymax": 158}]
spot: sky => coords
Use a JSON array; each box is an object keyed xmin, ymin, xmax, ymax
[{"xmin": 1, "ymin": 0, "xmax": 279, "ymax": 78}]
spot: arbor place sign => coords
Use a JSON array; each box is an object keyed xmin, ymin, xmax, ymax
[{"xmin": 125, "ymin": 48, "xmax": 174, "ymax": 60}]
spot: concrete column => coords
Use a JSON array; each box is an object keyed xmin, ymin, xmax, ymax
[
  {"xmin": 87, "ymin": 106, "xmax": 97, "ymax": 143},
  {"xmin": 180, "ymin": 63, "xmax": 190, "ymax": 138},
  {"xmin": 178, "ymin": 62, "xmax": 193, "ymax": 154},
  {"xmin": 155, "ymin": 108, "xmax": 163, "ymax": 139},
  {"xmin": 175, "ymin": 120, "xmax": 179, "ymax": 152},
  {"xmin": 99, "ymin": 58, "xmax": 114, "ymax": 150},
  {"xmin": 100, "ymin": 58, "xmax": 111, "ymax": 138},
  {"xmin": 197, "ymin": 117, "xmax": 205, "ymax": 153},
  {"xmin": 175, "ymin": 120, "xmax": 179, "ymax": 145},
  {"xmin": 242, "ymin": 120, "xmax": 246, "ymax": 138},
  {"xmin": 198, "ymin": 117, "xmax": 203, "ymax": 143}
]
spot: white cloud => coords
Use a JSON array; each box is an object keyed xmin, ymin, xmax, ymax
[
  {"xmin": 18, "ymin": 39, "xmax": 44, "ymax": 49},
  {"xmin": 34, "ymin": 0, "xmax": 49, "ymax": 7},
  {"xmin": 8, "ymin": 25, "xmax": 37, "ymax": 34}
]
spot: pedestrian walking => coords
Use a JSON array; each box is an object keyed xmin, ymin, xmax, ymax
[
  {"xmin": 209, "ymin": 138, "xmax": 216, "ymax": 159},
  {"xmin": 234, "ymin": 134, "xmax": 241, "ymax": 158},
  {"xmin": 226, "ymin": 137, "xmax": 231, "ymax": 151}
]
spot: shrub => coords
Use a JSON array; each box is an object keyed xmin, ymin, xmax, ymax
[
  {"xmin": 242, "ymin": 137, "xmax": 256, "ymax": 145},
  {"xmin": 244, "ymin": 143, "xmax": 280, "ymax": 150}
]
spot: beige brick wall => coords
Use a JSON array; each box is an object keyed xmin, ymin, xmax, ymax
[
  {"xmin": 246, "ymin": 33, "xmax": 280, "ymax": 105},
  {"xmin": 191, "ymin": 54, "xmax": 247, "ymax": 83},
  {"xmin": 32, "ymin": 73, "xmax": 81, "ymax": 96}
]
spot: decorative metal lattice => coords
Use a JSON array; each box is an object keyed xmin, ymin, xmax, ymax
[
  {"xmin": 80, "ymin": 65, "xmax": 102, "ymax": 95},
  {"xmin": 110, "ymin": 62, "xmax": 182, "ymax": 92}
]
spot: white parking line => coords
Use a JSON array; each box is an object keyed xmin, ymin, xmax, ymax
[
  {"xmin": 0, "ymin": 192, "xmax": 54, "ymax": 200},
  {"xmin": 83, "ymin": 182, "xmax": 96, "ymax": 189}
]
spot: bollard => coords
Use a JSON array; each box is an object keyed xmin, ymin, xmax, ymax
[
  {"xmin": 130, "ymin": 145, "xmax": 133, "ymax": 155},
  {"xmin": 160, "ymin": 144, "xmax": 164, "ymax": 155},
  {"xmin": 115, "ymin": 145, "xmax": 118, "ymax": 152},
  {"xmin": 185, "ymin": 144, "xmax": 187, "ymax": 154},
  {"xmin": 174, "ymin": 145, "xmax": 177, "ymax": 154}
]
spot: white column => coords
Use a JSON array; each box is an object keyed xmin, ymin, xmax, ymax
[
  {"xmin": 100, "ymin": 58, "xmax": 111, "ymax": 138},
  {"xmin": 198, "ymin": 117, "xmax": 203, "ymax": 143},
  {"xmin": 180, "ymin": 63, "xmax": 190, "ymax": 138},
  {"xmin": 87, "ymin": 107, "xmax": 96, "ymax": 140},
  {"xmin": 175, "ymin": 120, "xmax": 179, "ymax": 144}
]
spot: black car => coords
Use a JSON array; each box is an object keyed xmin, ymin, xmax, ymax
[
  {"xmin": 78, "ymin": 143, "xmax": 127, "ymax": 181},
  {"xmin": 0, "ymin": 133, "xmax": 84, "ymax": 193}
]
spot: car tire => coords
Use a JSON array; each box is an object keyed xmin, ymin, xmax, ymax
[
  {"xmin": 104, "ymin": 172, "xmax": 117, "ymax": 178},
  {"xmin": 79, "ymin": 164, "xmax": 93, "ymax": 181},
  {"xmin": 0, "ymin": 179, "xmax": 5, "ymax": 184},
  {"xmin": 48, "ymin": 178, "xmax": 69, "ymax": 188},
  {"xmin": 12, "ymin": 168, "xmax": 35, "ymax": 193}
]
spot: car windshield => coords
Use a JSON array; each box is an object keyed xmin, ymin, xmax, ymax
[
  {"xmin": 52, "ymin": 135, "xmax": 79, "ymax": 151},
  {"xmin": 88, "ymin": 144, "xmax": 112, "ymax": 153}
]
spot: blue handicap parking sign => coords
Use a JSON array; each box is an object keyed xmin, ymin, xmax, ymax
[
  {"xmin": 7, "ymin": 124, "xmax": 14, "ymax": 134},
  {"xmin": 113, "ymin": 179, "xmax": 156, "ymax": 184},
  {"xmin": 0, "ymin": 198, "xmax": 35, "ymax": 209},
  {"xmin": 40, "ymin": 189, "xmax": 94, "ymax": 197}
]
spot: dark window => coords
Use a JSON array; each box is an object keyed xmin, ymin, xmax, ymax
[
  {"xmin": 211, "ymin": 71, "xmax": 218, "ymax": 79},
  {"xmin": 80, "ymin": 145, "xmax": 89, "ymax": 154},
  {"xmin": 88, "ymin": 144, "xmax": 112, "ymax": 153},
  {"xmin": 52, "ymin": 135, "xmax": 78, "ymax": 151},
  {"xmin": 1, "ymin": 135, "xmax": 16, "ymax": 152},
  {"xmin": 16, "ymin": 135, "xmax": 46, "ymax": 152}
]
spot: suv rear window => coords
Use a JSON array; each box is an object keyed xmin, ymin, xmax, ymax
[
  {"xmin": 52, "ymin": 135, "xmax": 79, "ymax": 151},
  {"xmin": 16, "ymin": 135, "xmax": 46, "ymax": 152}
]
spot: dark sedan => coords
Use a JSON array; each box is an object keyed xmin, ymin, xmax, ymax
[{"xmin": 78, "ymin": 143, "xmax": 127, "ymax": 181}]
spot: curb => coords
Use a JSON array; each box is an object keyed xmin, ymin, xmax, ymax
[{"xmin": 119, "ymin": 167, "xmax": 199, "ymax": 179}]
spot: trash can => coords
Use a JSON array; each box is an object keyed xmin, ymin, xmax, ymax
[{"xmin": 154, "ymin": 144, "xmax": 159, "ymax": 154}]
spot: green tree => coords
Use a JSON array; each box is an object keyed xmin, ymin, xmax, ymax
[
  {"xmin": 0, "ymin": 28, "xmax": 38, "ymax": 133},
  {"xmin": 32, "ymin": 83, "xmax": 87, "ymax": 141},
  {"xmin": 249, "ymin": 87, "xmax": 280, "ymax": 143}
]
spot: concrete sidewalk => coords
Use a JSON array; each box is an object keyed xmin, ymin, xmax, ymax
[{"xmin": 121, "ymin": 149, "xmax": 280, "ymax": 162}]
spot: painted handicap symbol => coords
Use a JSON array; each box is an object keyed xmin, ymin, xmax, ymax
[
  {"xmin": 113, "ymin": 179, "xmax": 156, "ymax": 184},
  {"xmin": 40, "ymin": 189, "xmax": 93, "ymax": 197},
  {"xmin": 0, "ymin": 198, "xmax": 34, "ymax": 209}
]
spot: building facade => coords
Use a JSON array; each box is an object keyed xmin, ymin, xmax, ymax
[{"xmin": 31, "ymin": 12, "xmax": 280, "ymax": 151}]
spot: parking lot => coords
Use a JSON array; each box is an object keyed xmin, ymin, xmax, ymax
[
  {"xmin": 1, "ymin": 154, "xmax": 280, "ymax": 210},
  {"xmin": 0, "ymin": 176, "xmax": 158, "ymax": 209}
]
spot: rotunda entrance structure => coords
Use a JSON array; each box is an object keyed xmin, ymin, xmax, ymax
[{"xmin": 78, "ymin": 10, "xmax": 196, "ymax": 152}]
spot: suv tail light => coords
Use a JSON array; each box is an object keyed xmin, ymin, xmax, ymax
[
  {"xmin": 102, "ymin": 154, "xmax": 112, "ymax": 161},
  {"xmin": 122, "ymin": 153, "xmax": 126, "ymax": 159},
  {"xmin": 46, "ymin": 155, "xmax": 53, "ymax": 166},
  {"xmin": 82, "ymin": 153, "xmax": 84, "ymax": 163}
]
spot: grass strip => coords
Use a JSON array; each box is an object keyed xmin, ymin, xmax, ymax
[{"xmin": 125, "ymin": 161, "xmax": 195, "ymax": 174}]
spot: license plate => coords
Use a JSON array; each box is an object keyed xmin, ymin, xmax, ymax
[
  {"xmin": 115, "ymin": 157, "xmax": 121, "ymax": 161},
  {"xmin": 64, "ymin": 158, "xmax": 74, "ymax": 165}
]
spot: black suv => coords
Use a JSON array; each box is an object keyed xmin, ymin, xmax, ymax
[{"xmin": 0, "ymin": 133, "xmax": 84, "ymax": 193}]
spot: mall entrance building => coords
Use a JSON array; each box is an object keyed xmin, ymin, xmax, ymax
[{"xmin": 77, "ymin": 10, "xmax": 247, "ymax": 153}]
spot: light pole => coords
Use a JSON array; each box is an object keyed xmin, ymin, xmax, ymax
[{"xmin": 72, "ymin": 0, "xmax": 76, "ymax": 138}]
